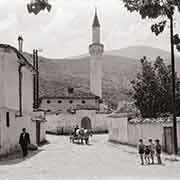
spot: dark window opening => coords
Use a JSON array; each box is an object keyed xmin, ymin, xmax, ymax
[
  {"xmin": 6, "ymin": 112, "xmax": 10, "ymax": 127},
  {"xmin": 69, "ymin": 100, "xmax": 73, "ymax": 104},
  {"xmin": 47, "ymin": 100, "xmax": 51, "ymax": 104},
  {"xmin": 82, "ymin": 100, "xmax": 86, "ymax": 104},
  {"xmin": 58, "ymin": 100, "xmax": 62, "ymax": 104}
]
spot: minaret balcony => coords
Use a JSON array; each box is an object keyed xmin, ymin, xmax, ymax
[{"xmin": 89, "ymin": 43, "xmax": 104, "ymax": 56}]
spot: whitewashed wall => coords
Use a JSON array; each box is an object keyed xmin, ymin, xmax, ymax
[
  {"xmin": 0, "ymin": 53, "xmax": 5, "ymax": 107},
  {"xmin": 128, "ymin": 123, "xmax": 163, "ymax": 146},
  {"xmin": 46, "ymin": 111, "xmax": 110, "ymax": 134},
  {"xmin": 109, "ymin": 117, "xmax": 180, "ymax": 147},
  {"xmin": 22, "ymin": 66, "xmax": 33, "ymax": 113},
  {"xmin": 0, "ymin": 109, "xmax": 35, "ymax": 155},
  {"xmin": 108, "ymin": 117, "xmax": 128, "ymax": 143},
  {"xmin": 94, "ymin": 114, "xmax": 110, "ymax": 132},
  {"xmin": 0, "ymin": 51, "xmax": 34, "ymax": 112},
  {"xmin": 40, "ymin": 122, "xmax": 47, "ymax": 142},
  {"xmin": 0, "ymin": 108, "xmax": 46, "ymax": 156},
  {"xmin": 3, "ymin": 53, "xmax": 19, "ymax": 110}
]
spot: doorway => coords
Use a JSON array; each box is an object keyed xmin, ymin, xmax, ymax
[
  {"xmin": 81, "ymin": 117, "xmax": 92, "ymax": 129},
  {"xmin": 164, "ymin": 127, "xmax": 173, "ymax": 154},
  {"xmin": 36, "ymin": 121, "xmax": 41, "ymax": 145}
]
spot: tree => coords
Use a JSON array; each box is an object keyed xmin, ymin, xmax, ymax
[
  {"xmin": 123, "ymin": 0, "xmax": 180, "ymax": 49},
  {"xmin": 122, "ymin": 0, "xmax": 180, "ymax": 154},
  {"xmin": 131, "ymin": 56, "xmax": 180, "ymax": 118},
  {"xmin": 27, "ymin": 0, "xmax": 52, "ymax": 15},
  {"xmin": 131, "ymin": 57, "xmax": 159, "ymax": 118}
]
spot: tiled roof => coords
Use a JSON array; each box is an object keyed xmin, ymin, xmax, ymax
[{"xmin": 40, "ymin": 89, "xmax": 100, "ymax": 100}]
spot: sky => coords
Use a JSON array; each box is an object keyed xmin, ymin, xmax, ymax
[{"xmin": 0, "ymin": 0, "xmax": 180, "ymax": 58}]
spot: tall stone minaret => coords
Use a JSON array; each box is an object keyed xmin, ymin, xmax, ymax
[{"xmin": 89, "ymin": 9, "xmax": 104, "ymax": 98}]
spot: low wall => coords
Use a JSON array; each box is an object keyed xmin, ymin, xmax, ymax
[
  {"xmin": 109, "ymin": 116, "xmax": 180, "ymax": 147},
  {"xmin": 108, "ymin": 116, "xmax": 128, "ymax": 143},
  {"xmin": 127, "ymin": 122, "xmax": 163, "ymax": 146}
]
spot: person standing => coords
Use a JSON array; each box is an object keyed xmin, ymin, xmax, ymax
[
  {"xmin": 138, "ymin": 139, "xmax": 145, "ymax": 165},
  {"xmin": 155, "ymin": 139, "xmax": 162, "ymax": 164},
  {"xmin": 144, "ymin": 145, "xmax": 151, "ymax": 164},
  {"xmin": 149, "ymin": 139, "xmax": 155, "ymax": 164},
  {"xmin": 73, "ymin": 125, "xmax": 79, "ymax": 136},
  {"xmin": 19, "ymin": 128, "xmax": 31, "ymax": 157}
]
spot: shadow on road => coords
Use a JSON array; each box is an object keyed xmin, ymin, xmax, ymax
[{"xmin": 0, "ymin": 149, "xmax": 43, "ymax": 165}]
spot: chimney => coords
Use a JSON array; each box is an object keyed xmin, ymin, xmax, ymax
[{"xmin": 18, "ymin": 35, "xmax": 23, "ymax": 52}]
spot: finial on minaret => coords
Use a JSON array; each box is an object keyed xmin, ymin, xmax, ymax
[{"xmin": 92, "ymin": 7, "xmax": 100, "ymax": 28}]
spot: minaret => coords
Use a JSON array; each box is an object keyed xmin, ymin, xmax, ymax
[{"xmin": 89, "ymin": 9, "xmax": 104, "ymax": 98}]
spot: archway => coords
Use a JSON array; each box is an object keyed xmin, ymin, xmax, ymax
[{"xmin": 81, "ymin": 117, "xmax": 92, "ymax": 129}]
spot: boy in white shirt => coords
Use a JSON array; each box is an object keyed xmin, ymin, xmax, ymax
[{"xmin": 149, "ymin": 139, "xmax": 155, "ymax": 164}]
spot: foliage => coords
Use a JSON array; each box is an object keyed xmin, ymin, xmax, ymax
[
  {"xmin": 27, "ymin": 0, "xmax": 51, "ymax": 15},
  {"xmin": 122, "ymin": 0, "xmax": 180, "ymax": 51},
  {"xmin": 130, "ymin": 56, "xmax": 180, "ymax": 118}
]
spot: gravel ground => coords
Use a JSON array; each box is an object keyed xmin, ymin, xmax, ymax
[{"xmin": 0, "ymin": 134, "xmax": 180, "ymax": 180}]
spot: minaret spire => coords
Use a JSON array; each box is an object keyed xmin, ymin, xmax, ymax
[
  {"xmin": 89, "ymin": 9, "xmax": 104, "ymax": 98},
  {"xmin": 92, "ymin": 7, "xmax": 100, "ymax": 28}
]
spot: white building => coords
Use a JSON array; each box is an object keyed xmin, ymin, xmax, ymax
[
  {"xmin": 39, "ymin": 89, "xmax": 109, "ymax": 134},
  {"xmin": 0, "ymin": 43, "xmax": 46, "ymax": 156}
]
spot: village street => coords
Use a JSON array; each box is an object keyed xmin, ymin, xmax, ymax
[{"xmin": 0, "ymin": 134, "xmax": 180, "ymax": 180}]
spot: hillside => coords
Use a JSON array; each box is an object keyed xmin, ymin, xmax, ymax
[
  {"xmin": 36, "ymin": 55, "xmax": 140, "ymax": 107},
  {"xmin": 105, "ymin": 46, "xmax": 180, "ymax": 63},
  {"xmin": 25, "ymin": 46, "xmax": 180, "ymax": 108}
]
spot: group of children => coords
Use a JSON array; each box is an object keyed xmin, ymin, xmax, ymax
[{"xmin": 138, "ymin": 139, "xmax": 162, "ymax": 165}]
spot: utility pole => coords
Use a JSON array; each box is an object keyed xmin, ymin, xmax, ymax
[
  {"xmin": 33, "ymin": 49, "xmax": 40, "ymax": 110},
  {"xmin": 170, "ymin": 15, "xmax": 178, "ymax": 154}
]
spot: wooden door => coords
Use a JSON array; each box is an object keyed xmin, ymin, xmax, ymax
[
  {"xmin": 36, "ymin": 121, "xmax": 41, "ymax": 145},
  {"xmin": 164, "ymin": 127, "xmax": 173, "ymax": 154},
  {"xmin": 81, "ymin": 117, "xmax": 92, "ymax": 130}
]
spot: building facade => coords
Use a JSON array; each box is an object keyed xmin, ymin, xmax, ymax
[
  {"xmin": 0, "ymin": 44, "xmax": 46, "ymax": 156},
  {"xmin": 39, "ymin": 89, "xmax": 106, "ymax": 134}
]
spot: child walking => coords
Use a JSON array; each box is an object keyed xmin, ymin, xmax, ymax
[
  {"xmin": 138, "ymin": 139, "xmax": 145, "ymax": 165},
  {"xmin": 155, "ymin": 139, "xmax": 162, "ymax": 164},
  {"xmin": 149, "ymin": 139, "xmax": 155, "ymax": 164},
  {"xmin": 144, "ymin": 145, "xmax": 151, "ymax": 164}
]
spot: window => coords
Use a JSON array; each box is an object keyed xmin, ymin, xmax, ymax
[
  {"xmin": 47, "ymin": 100, "xmax": 51, "ymax": 104},
  {"xmin": 6, "ymin": 112, "xmax": 10, "ymax": 127},
  {"xmin": 58, "ymin": 100, "xmax": 62, "ymax": 104},
  {"xmin": 82, "ymin": 100, "xmax": 86, "ymax": 104},
  {"xmin": 69, "ymin": 100, "xmax": 73, "ymax": 104}
]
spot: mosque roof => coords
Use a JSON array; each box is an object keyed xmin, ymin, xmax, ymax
[{"xmin": 40, "ymin": 89, "xmax": 100, "ymax": 100}]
